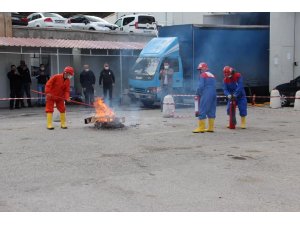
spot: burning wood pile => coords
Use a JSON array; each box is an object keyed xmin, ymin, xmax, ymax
[{"xmin": 84, "ymin": 97, "xmax": 125, "ymax": 129}]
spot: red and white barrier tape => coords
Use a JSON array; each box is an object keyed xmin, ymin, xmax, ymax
[
  {"xmin": 31, "ymin": 90, "xmax": 94, "ymax": 107},
  {"xmin": 0, "ymin": 97, "xmax": 39, "ymax": 101},
  {"xmin": 172, "ymin": 94, "xmax": 300, "ymax": 99}
]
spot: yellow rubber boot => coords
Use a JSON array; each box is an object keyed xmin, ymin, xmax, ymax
[
  {"xmin": 60, "ymin": 113, "xmax": 68, "ymax": 129},
  {"xmin": 241, "ymin": 116, "xmax": 246, "ymax": 129},
  {"xmin": 46, "ymin": 113, "xmax": 54, "ymax": 130},
  {"xmin": 206, "ymin": 118, "xmax": 215, "ymax": 132},
  {"xmin": 193, "ymin": 120, "xmax": 206, "ymax": 133}
]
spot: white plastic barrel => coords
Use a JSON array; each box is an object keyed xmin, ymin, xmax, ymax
[
  {"xmin": 194, "ymin": 95, "xmax": 200, "ymax": 117},
  {"xmin": 53, "ymin": 103, "xmax": 60, "ymax": 122},
  {"xmin": 294, "ymin": 90, "xmax": 300, "ymax": 110},
  {"xmin": 162, "ymin": 95, "xmax": 175, "ymax": 118},
  {"xmin": 53, "ymin": 102, "xmax": 66, "ymax": 122},
  {"xmin": 270, "ymin": 89, "xmax": 281, "ymax": 109}
]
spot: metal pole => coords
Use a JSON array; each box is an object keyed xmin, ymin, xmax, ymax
[
  {"xmin": 192, "ymin": 25, "xmax": 195, "ymax": 90},
  {"xmin": 293, "ymin": 12, "xmax": 296, "ymax": 79},
  {"xmin": 39, "ymin": 47, "xmax": 42, "ymax": 65},
  {"xmin": 120, "ymin": 50, "xmax": 123, "ymax": 97},
  {"xmin": 56, "ymin": 48, "xmax": 59, "ymax": 74}
]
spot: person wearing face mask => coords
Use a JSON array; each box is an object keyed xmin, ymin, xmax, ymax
[
  {"xmin": 17, "ymin": 60, "xmax": 32, "ymax": 108},
  {"xmin": 159, "ymin": 60, "xmax": 174, "ymax": 109},
  {"xmin": 223, "ymin": 66, "xmax": 247, "ymax": 129},
  {"xmin": 45, "ymin": 66, "xmax": 74, "ymax": 130},
  {"xmin": 99, "ymin": 63, "xmax": 115, "ymax": 107},
  {"xmin": 7, "ymin": 65, "xmax": 22, "ymax": 109},
  {"xmin": 193, "ymin": 62, "xmax": 216, "ymax": 133},
  {"xmin": 34, "ymin": 64, "xmax": 50, "ymax": 106},
  {"xmin": 80, "ymin": 64, "xmax": 96, "ymax": 105}
]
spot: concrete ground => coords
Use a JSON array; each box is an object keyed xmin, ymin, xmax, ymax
[{"xmin": 0, "ymin": 104, "xmax": 300, "ymax": 211}]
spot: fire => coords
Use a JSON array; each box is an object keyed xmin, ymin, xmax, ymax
[{"xmin": 93, "ymin": 97, "xmax": 115, "ymax": 123}]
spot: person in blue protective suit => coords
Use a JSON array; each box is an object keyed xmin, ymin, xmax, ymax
[
  {"xmin": 223, "ymin": 66, "xmax": 247, "ymax": 129},
  {"xmin": 193, "ymin": 62, "xmax": 217, "ymax": 133}
]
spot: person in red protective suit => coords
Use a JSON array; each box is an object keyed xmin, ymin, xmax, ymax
[{"xmin": 45, "ymin": 66, "xmax": 74, "ymax": 130}]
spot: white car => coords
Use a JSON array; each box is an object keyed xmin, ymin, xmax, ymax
[
  {"xmin": 68, "ymin": 14, "xmax": 118, "ymax": 31},
  {"xmin": 27, "ymin": 12, "xmax": 71, "ymax": 29},
  {"xmin": 114, "ymin": 14, "xmax": 157, "ymax": 34}
]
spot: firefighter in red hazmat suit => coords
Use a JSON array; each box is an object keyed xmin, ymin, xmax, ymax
[{"xmin": 45, "ymin": 66, "xmax": 74, "ymax": 130}]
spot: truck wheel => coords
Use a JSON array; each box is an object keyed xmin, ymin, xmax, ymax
[
  {"xmin": 244, "ymin": 87, "xmax": 252, "ymax": 103},
  {"xmin": 142, "ymin": 100, "xmax": 154, "ymax": 108},
  {"xmin": 129, "ymin": 97, "xmax": 138, "ymax": 104}
]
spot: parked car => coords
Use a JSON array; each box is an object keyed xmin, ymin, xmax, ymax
[
  {"xmin": 68, "ymin": 14, "xmax": 118, "ymax": 31},
  {"xmin": 11, "ymin": 12, "xmax": 28, "ymax": 26},
  {"xmin": 114, "ymin": 13, "xmax": 157, "ymax": 34},
  {"xmin": 27, "ymin": 12, "xmax": 71, "ymax": 29},
  {"xmin": 275, "ymin": 76, "xmax": 300, "ymax": 106}
]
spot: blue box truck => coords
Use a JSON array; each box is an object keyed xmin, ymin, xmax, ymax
[{"xmin": 128, "ymin": 24, "xmax": 270, "ymax": 107}]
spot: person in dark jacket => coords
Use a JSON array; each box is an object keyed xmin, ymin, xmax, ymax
[
  {"xmin": 7, "ymin": 65, "xmax": 22, "ymax": 109},
  {"xmin": 34, "ymin": 64, "xmax": 50, "ymax": 106},
  {"xmin": 99, "ymin": 63, "xmax": 115, "ymax": 107},
  {"xmin": 17, "ymin": 60, "xmax": 32, "ymax": 107},
  {"xmin": 80, "ymin": 64, "xmax": 96, "ymax": 105},
  {"xmin": 159, "ymin": 60, "xmax": 174, "ymax": 109}
]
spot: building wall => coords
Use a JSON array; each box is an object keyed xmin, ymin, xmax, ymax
[
  {"xmin": 0, "ymin": 13, "xmax": 12, "ymax": 37},
  {"xmin": 269, "ymin": 12, "xmax": 297, "ymax": 90},
  {"xmin": 13, "ymin": 26, "xmax": 154, "ymax": 41},
  {"xmin": 0, "ymin": 49, "xmax": 139, "ymax": 108},
  {"xmin": 294, "ymin": 13, "xmax": 300, "ymax": 77},
  {"xmin": 0, "ymin": 52, "xmax": 34, "ymax": 108}
]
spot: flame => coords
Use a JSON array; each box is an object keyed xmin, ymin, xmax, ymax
[{"xmin": 93, "ymin": 97, "xmax": 115, "ymax": 122}]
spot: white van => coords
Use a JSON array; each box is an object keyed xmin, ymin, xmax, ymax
[{"xmin": 114, "ymin": 14, "xmax": 157, "ymax": 34}]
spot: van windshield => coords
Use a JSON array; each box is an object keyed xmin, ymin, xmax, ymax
[{"xmin": 131, "ymin": 57, "xmax": 160, "ymax": 80}]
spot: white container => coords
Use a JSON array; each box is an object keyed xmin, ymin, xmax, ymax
[
  {"xmin": 53, "ymin": 102, "xmax": 66, "ymax": 122},
  {"xmin": 194, "ymin": 95, "xmax": 200, "ymax": 117},
  {"xmin": 270, "ymin": 89, "xmax": 281, "ymax": 108},
  {"xmin": 162, "ymin": 95, "xmax": 175, "ymax": 118},
  {"xmin": 294, "ymin": 91, "xmax": 300, "ymax": 110}
]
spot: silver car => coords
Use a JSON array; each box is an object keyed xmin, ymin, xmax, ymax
[{"xmin": 68, "ymin": 14, "xmax": 118, "ymax": 31}]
